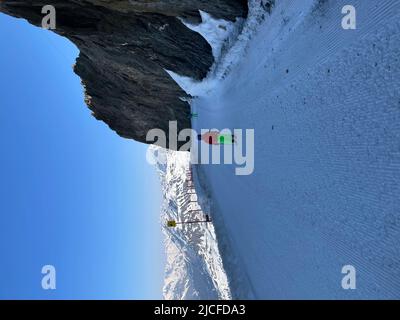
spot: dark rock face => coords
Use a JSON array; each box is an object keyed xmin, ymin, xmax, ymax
[{"xmin": 0, "ymin": 0, "xmax": 247, "ymax": 148}]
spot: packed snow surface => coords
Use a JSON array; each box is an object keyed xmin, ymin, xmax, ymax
[
  {"xmin": 166, "ymin": 0, "xmax": 400, "ymax": 299},
  {"xmin": 160, "ymin": 0, "xmax": 400, "ymax": 299}
]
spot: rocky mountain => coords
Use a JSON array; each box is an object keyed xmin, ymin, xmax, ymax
[{"xmin": 0, "ymin": 0, "xmax": 247, "ymax": 148}]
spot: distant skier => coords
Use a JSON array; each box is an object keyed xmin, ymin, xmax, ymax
[{"xmin": 197, "ymin": 130, "xmax": 236, "ymax": 145}]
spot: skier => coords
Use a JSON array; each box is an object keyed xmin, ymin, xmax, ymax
[{"xmin": 197, "ymin": 130, "xmax": 235, "ymax": 145}]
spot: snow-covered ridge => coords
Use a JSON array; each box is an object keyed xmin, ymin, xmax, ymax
[
  {"xmin": 166, "ymin": 0, "xmax": 268, "ymax": 97},
  {"xmin": 149, "ymin": 146, "xmax": 231, "ymax": 300}
]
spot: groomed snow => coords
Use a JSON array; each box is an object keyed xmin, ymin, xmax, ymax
[{"xmin": 181, "ymin": 0, "xmax": 400, "ymax": 299}]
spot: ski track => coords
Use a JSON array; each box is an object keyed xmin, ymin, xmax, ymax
[{"xmin": 191, "ymin": 0, "xmax": 400, "ymax": 299}]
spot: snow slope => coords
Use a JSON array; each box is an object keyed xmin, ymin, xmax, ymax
[{"xmin": 185, "ymin": 0, "xmax": 400, "ymax": 299}]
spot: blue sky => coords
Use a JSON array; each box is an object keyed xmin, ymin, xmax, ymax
[{"xmin": 0, "ymin": 13, "xmax": 165, "ymax": 299}]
